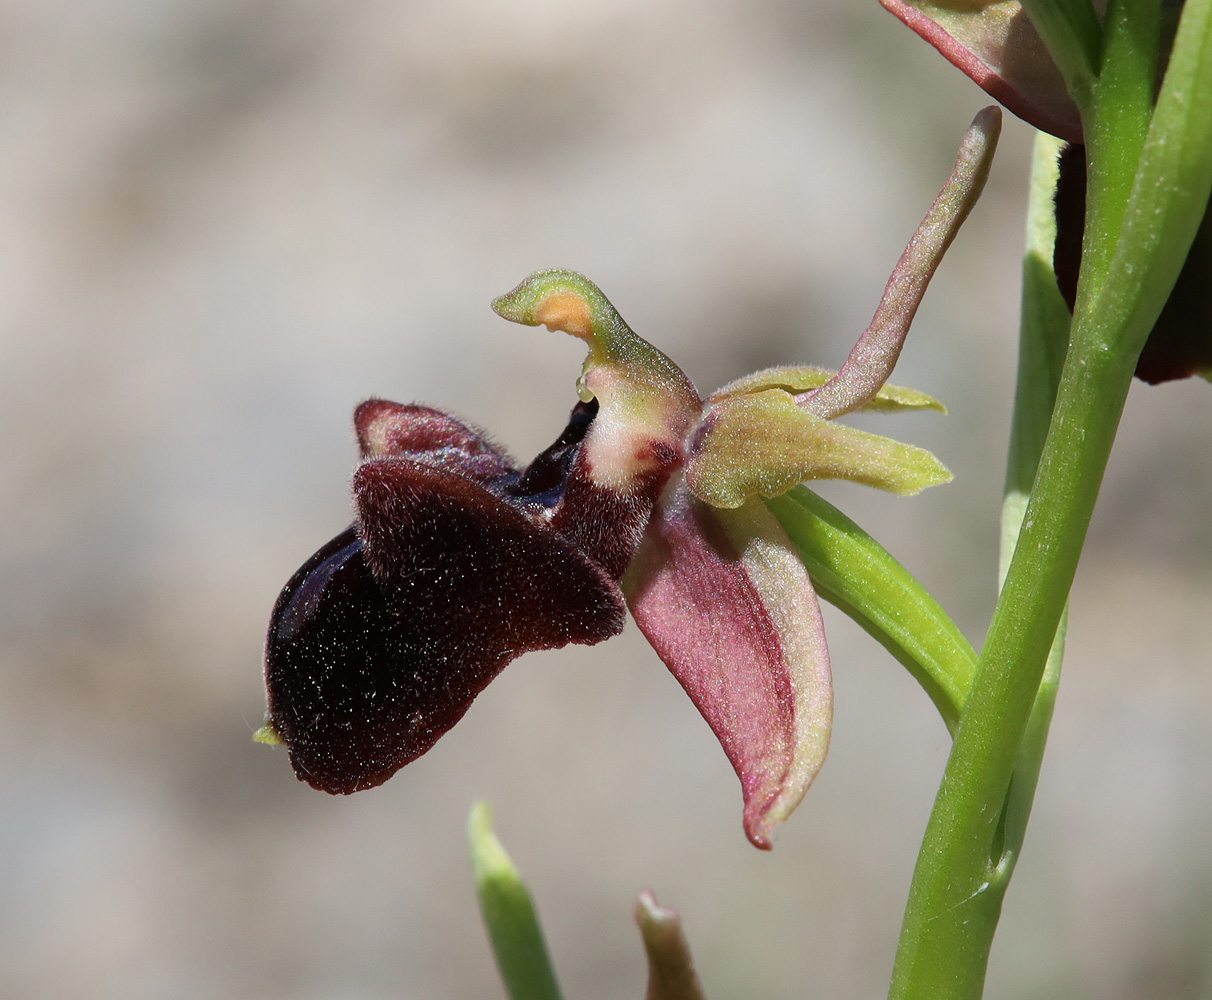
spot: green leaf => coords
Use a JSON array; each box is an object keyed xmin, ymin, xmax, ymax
[
  {"xmin": 766, "ymin": 487, "xmax": 975, "ymax": 732},
  {"xmin": 467, "ymin": 802, "xmax": 564, "ymax": 1000},
  {"xmin": 1006, "ymin": 131, "xmax": 1072, "ymax": 539},
  {"xmin": 994, "ymin": 129, "xmax": 1072, "ymax": 879}
]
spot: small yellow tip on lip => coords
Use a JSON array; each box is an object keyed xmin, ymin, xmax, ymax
[
  {"xmin": 253, "ymin": 724, "xmax": 284, "ymax": 746},
  {"xmin": 533, "ymin": 292, "xmax": 593, "ymax": 341}
]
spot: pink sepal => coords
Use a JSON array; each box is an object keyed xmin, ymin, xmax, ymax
[
  {"xmin": 625, "ymin": 487, "xmax": 832, "ymax": 849},
  {"xmin": 880, "ymin": 0, "xmax": 1083, "ymax": 142}
]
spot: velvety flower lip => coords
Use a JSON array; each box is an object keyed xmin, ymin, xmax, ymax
[
  {"xmin": 260, "ymin": 272, "xmax": 693, "ymax": 794},
  {"xmin": 261, "ymin": 410, "xmax": 628, "ymax": 794},
  {"xmin": 261, "ymin": 110, "xmax": 1000, "ymax": 847}
]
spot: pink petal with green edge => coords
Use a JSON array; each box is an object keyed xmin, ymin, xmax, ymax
[
  {"xmin": 624, "ymin": 488, "xmax": 831, "ymax": 849},
  {"xmin": 686, "ymin": 389, "xmax": 953, "ymax": 509},
  {"xmin": 880, "ymin": 0, "xmax": 1083, "ymax": 141}
]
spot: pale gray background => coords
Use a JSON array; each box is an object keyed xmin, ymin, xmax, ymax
[{"xmin": 2, "ymin": 1, "xmax": 1210, "ymax": 998}]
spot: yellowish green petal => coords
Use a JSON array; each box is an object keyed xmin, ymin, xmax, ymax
[
  {"xmin": 863, "ymin": 382, "xmax": 947, "ymax": 414},
  {"xmin": 687, "ymin": 389, "xmax": 953, "ymax": 508},
  {"xmin": 709, "ymin": 366, "xmax": 945, "ymax": 413},
  {"xmin": 708, "ymin": 365, "xmax": 836, "ymax": 401}
]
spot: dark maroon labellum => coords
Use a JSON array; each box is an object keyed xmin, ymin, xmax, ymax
[{"xmin": 263, "ymin": 400, "xmax": 646, "ymax": 793}]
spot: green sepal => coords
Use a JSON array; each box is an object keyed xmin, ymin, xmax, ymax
[
  {"xmin": 687, "ymin": 389, "xmax": 952, "ymax": 509},
  {"xmin": 467, "ymin": 801, "xmax": 564, "ymax": 1000},
  {"xmin": 766, "ymin": 487, "xmax": 975, "ymax": 732}
]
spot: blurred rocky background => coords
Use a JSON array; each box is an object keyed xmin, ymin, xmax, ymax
[{"xmin": 1, "ymin": 0, "xmax": 1210, "ymax": 997}]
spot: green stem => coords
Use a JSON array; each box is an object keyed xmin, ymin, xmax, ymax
[
  {"xmin": 1085, "ymin": 0, "xmax": 1212, "ymax": 359},
  {"xmin": 888, "ymin": 270, "xmax": 1135, "ymax": 1000},
  {"xmin": 1079, "ymin": 0, "xmax": 1160, "ymax": 298},
  {"xmin": 890, "ymin": 1, "xmax": 1212, "ymax": 993}
]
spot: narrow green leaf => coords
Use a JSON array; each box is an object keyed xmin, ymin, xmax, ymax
[
  {"xmin": 467, "ymin": 802, "xmax": 564, "ymax": 1000},
  {"xmin": 994, "ymin": 128, "xmax": 1073, "ymax": 883},
  {"xmin": 1006, "ymin": 131, "xmax": 1072, "ymax": 542},
  {"xmin": 766, "ymin": 487, "xmax": 975, "ymax": 732},
  {"xmin": 996, "ymin": 608, "xmax": 1066, "ymax": 867}
]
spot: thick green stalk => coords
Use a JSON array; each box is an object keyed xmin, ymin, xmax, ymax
[
  {"xmin": 888, "ymin": 269, "xmax": 1135, "ymax": 1000},
  {"xmin": 887, "ymin": 132, "xmax": 1110, "ymax": 1000},
  {"xmin": 890, "ymin": 1, "xmax": 1212, "ymax": 994},
  {"xmin": 1085, "ymin": 0, "xmax": 1212, "ymax": 358},
  {"xmin": 1080, "ymin": 0, "xmax": 1161, "ymax": 297}
]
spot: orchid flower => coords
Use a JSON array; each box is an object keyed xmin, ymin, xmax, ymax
[{"xmin": 257, "ymin": 109, "xmax": 1001, "ymax": 848}]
